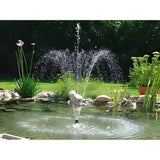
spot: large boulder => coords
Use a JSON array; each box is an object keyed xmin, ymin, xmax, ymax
[
  {"xmin": 68, "ymin": 90, "xmax": 93, "ymax": 107},
  {"xmin": 95, "ymin": 95, "xmax": 112, "ymax": 102},
  {"xmin": 0, "ymin": 90, "xmax": 19, "ymax": 102},
  {"xmin": 68, "ymin": 90, "xmax": 84, "ymax": 106},
  {"xmin": 93, "ymin": 95, "xmax": 112, "ymax": 105},
  {"xmin": 35, "ymin": 91, "xmax": 55, "ymax": 102}
]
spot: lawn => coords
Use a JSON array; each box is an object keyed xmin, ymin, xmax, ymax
[{"xmin": 0, "ymin": 79, "xmax": 139, "ymax": 98}]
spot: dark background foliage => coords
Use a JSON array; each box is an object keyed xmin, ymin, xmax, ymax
[{"xmin": 1, "ymin": 20, "xmax": 160, "ymax": 80}]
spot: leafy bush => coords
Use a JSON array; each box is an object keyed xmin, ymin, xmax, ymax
[{"xmin": 129, "ymin": 52, "xmax": 160, "ymax": 87}]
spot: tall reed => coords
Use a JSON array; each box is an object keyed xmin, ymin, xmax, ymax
[
  {"xmin": 110, "ymin": 83, "xmax": 128, "ymax": 109},
  {"xmin": 143, "ymin": 65, "xmax": 160, "ymax": 113},
  {"xmin": 15, "ymin": 40, "xmax": 38, "ymax": 98}
]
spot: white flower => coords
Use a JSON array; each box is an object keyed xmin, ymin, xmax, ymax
[{"xmin": 16, "ymin": 40, "xmax": 24, "ymax": 47}]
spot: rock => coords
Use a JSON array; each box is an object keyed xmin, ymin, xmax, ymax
[
  {"xmin": 93, "ymin": 95, "xmax": 112, "ymax": 105},
  {"xmin": 120, "ymin": 98, "xmax": 133, "ymax": 107},
  {"xmin": 94, "ymin": 101, "xmax": 113, "ymax": 110},
  {"xmin": 69, "ymin": 90, "xmax": 83, "ymax": 100},
  {"xmin": 120, "ymin": 97, "xmax": 128, "ymax": 104},
  {"xmin": 68, "ymin": 90, "xmax": 93, "ymax": 107},
  {"xmin": 95, "ymin": 105, "xmax": 111, "ymax": 110},
  {"xmin": 67, "ymin": 100, "xmax": 71, "ymax": 105},
  {"xmin": 36, "ymin": 91, "xmax": 48, "ymax": 98},
  {"xmin": 156, "ymin": 97, "xmax": 160, "ymax": 104},
  {"xmin": 18, "ymin": 98, "xmax": 34, "ymax": 102},
  {"xmin": 136, "ymin": 101, "xmax": 143, "ymax": 108},
  {"xmin": 129, "ymin": 96, "xmax": 139, "ymax": 101},
  {"xmin": 138, "ymin": 95, "xmax": 145, "ymax": 103},
  {"xmin": 117, "ymin": 108, "xmax": 123, "ymax": 112},
  {"xmin": 125, "ymin": 91, "xmax": 130, "ymax": 99},
  {"xmin": 132, "ymin": 101, "xmax": 137, "ymax": 110},
  {"xmin": 35, "ymin": 91, "xmax": 55, "ymax": 102},
  {"xmin": 95, "ymin": 95, "xmax": 112, "ymax": 102},
  {"xmin": 106, "ymin": 102, "xmax": 113, "ymax": 108},
  {"xmin": 82, "ymin": 98, "xmax": 93, "ymax": 106},
  {"xmin": 0, "ymin": 90, "xmax": 19, "ymax": 102},
  {"xmin": 0, "ymin": 90, "xmax": 12, "ymax": 101},
  {"xmin": 119, "ymin": 90, "xmax": 130, "ymax": 100},
  {"xmin": 7, "ymin": 91, "xmax": 19, "ymax": 100},
  {"xmin": 68, "ymin": 90, "xmax": 84, "ymax": 106}
]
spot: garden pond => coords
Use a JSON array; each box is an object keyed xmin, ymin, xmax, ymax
[{"xmin": 0, "ymin": 102, "xmax": 160, "ymax": 140}]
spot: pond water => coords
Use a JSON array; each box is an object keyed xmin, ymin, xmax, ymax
[{"xmin": 0, "ymin": 102, "xmax": 159, "ymax": 140}]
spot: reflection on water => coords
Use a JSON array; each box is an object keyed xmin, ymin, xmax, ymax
[{"xmin": 0, "ymin": 102, "xmax": 160, "ymax": 140}]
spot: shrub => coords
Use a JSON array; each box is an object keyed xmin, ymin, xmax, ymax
[{"xmin": 129, "ymin": 52, "xmax": 160, "ymax": 87}]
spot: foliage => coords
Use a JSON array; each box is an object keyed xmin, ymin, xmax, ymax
[
  {"xmin": 15, "ymin": 76, "xmax": 38, "ymax": 98},
  {"xmin": 54, "ymin": 71, "xmax": 76, "ymax": 101},
  {"xmin": 2, "ymin": 20, "xmax": 160, "ymax": 80},
  {"xmin": 109, "ymin": 83, "xmax": 128, "ymax": 109},
  {"xmin": 143, "ymin": 65, "xmax": 160, "ymax": 113},
  {"xmin": 129, "ymin": 52, "xmax": 160, "ymax": 87},
  {"xmin": 0, "ymin": 80, "xmax": 139, "ymax": 98},
  {"xmin": 15, "ymin": 40, "xmax": 38, "ymax": 98}
]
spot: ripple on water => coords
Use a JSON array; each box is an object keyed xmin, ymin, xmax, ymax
[{"xmin": 17, "ymin": 115, "xmax": 142, "ymax": 139}]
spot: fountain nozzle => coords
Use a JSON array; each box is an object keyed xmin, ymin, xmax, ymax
[{"xmin": 75, "ymin": 120, "xmax": 79, "ymax": 123}]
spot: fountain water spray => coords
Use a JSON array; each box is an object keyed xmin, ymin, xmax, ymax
[
  {"xmin": 34, "ymin": 23, "xmax": 124, "ymax": 124},
  {"xmin": 75, "ymin": 23, "xmax": 81, "ymax": 93},
  {"xmin": 68, "ymin": 90, "xmax": 84, "ymax": 124}
]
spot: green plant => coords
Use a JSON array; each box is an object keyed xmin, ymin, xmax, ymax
[
  {"xmin": 15, "ymin": 76, "xmax": 38, "ymax": 98},
  {"xmin": 110, "ymin": 83, "xmax": 128, "ymax": 109},
  {"xmin": 15, "ymin": 40, "xmax": 38, "ymax": 98},
  {"xmin": 143, "ymin": 66, "xmax": 160, "ymax": 113},
  {"xmin": 55, "ymin": 71, "xmax": 76, "ymax": 101},
  {"xmin": 129, "ymin": 52, "xmax": 160, "ymax": 87}
]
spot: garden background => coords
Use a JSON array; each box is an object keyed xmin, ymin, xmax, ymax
[{"xmin": 1, "ymin": 20, "xmax": 160, "ymax": 80}]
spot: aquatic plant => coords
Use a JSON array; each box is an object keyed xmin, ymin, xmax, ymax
[
  {"xmin": 15, "ymin": 40, "xmax": 38, "ymax": 98},
  {"xmin": 143, "ymin": 65, "xmax": 160, "ymax": 113},
  {"xmin": 15, "ymin": 76, "xmax": 38, "ymax": 98},
  {"xmin": 110, "ymin": 83, "xmax": 128, "ymax": 109}
]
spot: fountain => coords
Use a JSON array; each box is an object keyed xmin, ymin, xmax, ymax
[
  {"xmin": 34, "ymin": 23, "xmax": 124, "ymax": 124},
  {"xmin": 0, "ymin": 24, "xmax": 157, "ymax": 140}
]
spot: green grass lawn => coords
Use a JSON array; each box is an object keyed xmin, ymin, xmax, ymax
[{"xmin": 0, "ymin": 79, "xmax": 139, "ymax": 98}]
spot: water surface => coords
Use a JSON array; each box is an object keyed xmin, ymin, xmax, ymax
[{"xmin": 0, "ymin": 102, "xmax": 159, "ymax": 140}]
